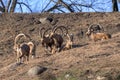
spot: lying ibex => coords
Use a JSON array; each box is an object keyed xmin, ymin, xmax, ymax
[
  {"xmin": 40, "ymin": 26, "xmax": 68, "ymax": 54},
  {"xmin": 86, "ymin": 25, "xmax": 111, "ymax": 42},
  {"xmin": 13, "ymin": 33, "xmax": 35, "ymax": 63}
]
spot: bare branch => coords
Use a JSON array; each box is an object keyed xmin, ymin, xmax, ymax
[
  {"xmin": 6, "ymin": 0, "xmax": 12, "ymax": 12},
  {"xmin": 10, "ymin": 0, "xmax": 17, "ymax": 12},
  {"xmin": 41, "ymin": 0, "xmax": 52, "ymax": 12},
  {"xmin": 0, "ymin": 0, "xmax": 5, "ymax": 12},
  {"xmin": 18, "ymin": 3, "xmax": 23, "ymax": 13},
  {"xmin": 59, "ymin": 0, "xmax": 74, "ymax": 12},
  {"xmin": 46, "ymin": 4, "xmax": 59, "ymax": 12},
  {"xmin": 0, "ymin": 0, "xmax": 5, "ymax": 8},
  {"xmin": 17, "ymin": 2, "xmax": 32, "ymax": 13},
  {"xmin": 56, "ymin": 7, "xmax": 66, "ymax": 13},
  {"xmin": 0, "ymin": 6, "xmax": 5, "ymax": 12}
]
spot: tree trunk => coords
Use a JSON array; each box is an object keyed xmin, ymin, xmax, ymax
[
  {"xmin": 5, "ymin": 0, "xmax": 12, "ymax": 12},
  {"xmin": 10, "ymin": 0, "xmax": 17, "ymax": 12},
  {"xmin": 112, "ymin": 0, "xmax": 119, "ymax": 12}
]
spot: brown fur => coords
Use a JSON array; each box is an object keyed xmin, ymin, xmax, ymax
[
  {"xmin": 86, "ymin": 30, "xmax": 111, "ymax": 42},
  {"xmin": 40, "ymin": 26, "xmax": 67, "ymax": 54},
  {"xmin": 14, "ymin": 33, "xmax": 35, "ymax": 63},
  {"xmin": 17, "ymin": 42, "xmax": 34, "ymax": 63}
]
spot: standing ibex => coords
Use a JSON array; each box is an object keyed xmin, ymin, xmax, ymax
[
  {"xmin": 40, "ymin": 26, "xmax": 68, "ymax": 54},
  {"xmin": 86, "ymin": 24, "xmax": 111, "ymax": 42},
  {"xmin": 39, "ymin": 27, "xmax": 54, "ymax": 53},
  {"xmin": 13, "ymin": 33, "xmax": 35, "ymax": 63}
]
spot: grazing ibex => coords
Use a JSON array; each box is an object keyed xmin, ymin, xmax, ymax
[
  {"xmin": 13, "ymin": 33, "xmax": 35, "ymax": 63},
  {"xmin": 86, "ymin": 25, "xmax": 111, "ymax": 42},
  {"xmin": 40, "ymin": 26, "xmax": 68, "ymax": 54}
]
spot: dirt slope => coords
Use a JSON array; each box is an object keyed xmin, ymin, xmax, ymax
[{"xmin": 0, "ymin": 12, "xmax": 120, "ymax": 80}]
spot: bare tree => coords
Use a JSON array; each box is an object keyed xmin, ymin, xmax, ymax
[
  {"xmin": 6, "ymin": 0, "xmax": 12, "ymax": 12},
  {"xmin": 45, "ymin": 0, "xmax": 74, "ymax": 13},
  {"xmin": 0, "ymin": 0, "xmax": 114, "ymax": 13},
  {"xmin": 42, "ymin": 0, "xmax": 108, "ymax": 13},
  {"xmin": 17, "ymin": 2, "xmax": 32, "ymax": 13},
  {"xmin": 0, "ymin": 0, "xmax": 32, "ymax": 13},
  {"xmin": 10, "ymin": 0, "xmax": 17, "ymax": 12},
  {"xmin": 0, "ymin": 0, "xmax": 6, "ymax": 12},
  {"xmin": 112, "ymin": 0, "xmax": 119, "ymax": 12}
]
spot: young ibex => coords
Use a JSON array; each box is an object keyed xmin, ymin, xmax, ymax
[
  {"xmin": 86, "ymin": 25, "xmax": 111, "ymax": 42},
  {"xmin": 40, "ymin": 26, "xmax": 68, "ymax": 54},
  {"xmin": 13, "ymin": 33, "xmax": 35, "ymax": 63}
]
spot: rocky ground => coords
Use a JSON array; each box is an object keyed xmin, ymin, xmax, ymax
[{"xmin": 0, "ymin": 12, "xmax": 120, "ymax": 80}]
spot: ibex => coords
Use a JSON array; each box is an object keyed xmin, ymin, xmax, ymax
[
  {"xmin": 40, "ymin": 26, "xmax": 68, "ymax": 54},
  {"xmin": 86, "ymin": 24, "xmax": 111, "ymax": 42},
  {"xmin": 39, "ymin": 27, "xmax": 54, "ymax": 53},
  {"xmin": 13, "ymin": 33, "xmax": 35, "ymax": 63}
]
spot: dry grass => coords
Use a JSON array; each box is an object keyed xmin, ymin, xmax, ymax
[{"xmin": 0, "ymin": 13, "xmax": 120, "ymax": 80}]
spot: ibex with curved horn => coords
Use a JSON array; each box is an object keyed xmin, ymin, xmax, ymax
[
  {"xmin": 86, "ymin": 24, "xmax": 111, "ymax": 42},
  {"xmin": 39, "ymin": 27, "xmax": 54, "ymax": 53},
  {"xmin": 87, "ymin": 24, "xmax": 104, "ymax": 33},
  {"xmin": 13, "ymin": 33, "xmax": 35, "ymax": 63},
  {"xmin": 40, "ymin": 26, "xmax": 68, "ymax": 54}
]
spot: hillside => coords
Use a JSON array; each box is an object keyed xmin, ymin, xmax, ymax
[{"xmin": 0, "ymin": 12, "xmax": 120, "ymax": 80}]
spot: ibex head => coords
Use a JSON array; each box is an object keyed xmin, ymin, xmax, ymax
[{"xmin": 87, "ymin": 23, "xmax": 104, "ymax": 33}]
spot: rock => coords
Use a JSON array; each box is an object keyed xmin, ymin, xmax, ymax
[
  {"xmin": 4, "ymin": 62, "xmax": 22, "ymax": 71},
  {"xmin": 28, "ymin": 65, "xmax": 47, "ymax": 76},
  {"xmin": 39, "ymin": 17, "xmax": 53, "ymax": 24},
  {"xmin": 96, "ymin": 76, "xmax": 106, "ymax": 80}
]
